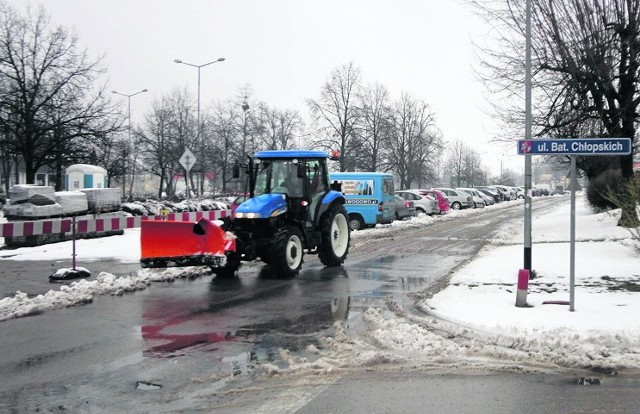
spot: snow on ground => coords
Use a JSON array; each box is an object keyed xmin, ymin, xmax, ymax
[
  {"xmin": 360, "ymin": 194, "xmax": 640, "ymax": 373},
  {"xmin": 426, "ymin": 197, "xmax": 640, "ymax": 332},
  {"xmin": 269, "ymin": 195, "xmax": 640, "ymax": 375},
  {"xmin": 2, "ymin": 195, "xmax": 640, "ymax": 373}
]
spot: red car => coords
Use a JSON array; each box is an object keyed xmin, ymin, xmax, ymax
[{"xmin": 419, "ymin": 189, "xmax": 450, "ymax": 214}]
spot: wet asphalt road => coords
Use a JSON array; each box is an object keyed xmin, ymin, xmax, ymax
[{"xmin": 3, "ymin": 197, "xmax": 638, "ymax": 412}]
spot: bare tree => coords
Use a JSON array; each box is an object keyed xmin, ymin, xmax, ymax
[
  {"xmin": 353, "ymin": 82, "xmax": 392, "ymax": 171},
  {"xmin": 0, "ymin": 134, "xmax": 14, "ymax": 193},
  {"xmin": 307, "ymin": 62, "xmax": 361, "ymax": 171},
  {"xmin": 387, "ymin": 93, "xmax": 442, "ymax": 189},
  {"xmin": 473, "ymin": 0, "xmax": 640, "ymax": 225},
  {"xmin": 254, "ymin": 103, "xmax": 304, "ymax": 150},
  {"xmin": 463, "ymin": 148, "xmax": 484, "ymax": 187},
  {"xmin": 0, "ymin": 3, "xmax": 120, "ymax": 184},
  {"xmin": 93, "ymin": 134, "xmax": 128, "ymax": 189},
  {"xmin": 138, "ymin": 98, "xmax": 178, "ymax": 197},
  {"xmin": 206, "ymin": 101, "xmax": 240, "ymax": 192},
  {"xmin": 445, "ymin": 139, "xmax": 466, "ymax": 187},
  {"xmin": 137, "ymin": 89, "xmax": 196, "ymax": 197}
]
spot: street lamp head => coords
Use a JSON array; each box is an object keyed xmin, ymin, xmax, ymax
[
  {"xmin": 111, "ymin": 90, "xmax": 118, "ymax": 94},
  {"xmin": 142, "ymin": 89, "xmax": 148, "ymax": 92},
  {"xmin": 217, "ymin": 57, "xmax": 226, "ymax": 62},
  {"xmin": 174, "ymin": 59, "xmax": 183, "ymax": 64}
]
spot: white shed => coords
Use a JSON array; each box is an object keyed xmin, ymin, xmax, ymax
[{"xmin": 65, "ymin": 164, "xmax": 108, "ymax": 190}]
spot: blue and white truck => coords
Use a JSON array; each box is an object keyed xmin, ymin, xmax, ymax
[{"xmin": 329, "ymin": 172, "xmax": 395, "ymax": 230}]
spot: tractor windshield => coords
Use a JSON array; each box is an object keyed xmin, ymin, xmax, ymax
[{"xmin": 254, "ymin": 159, "xmax": 303, "ymax": 197}]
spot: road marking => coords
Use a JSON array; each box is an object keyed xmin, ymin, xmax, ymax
[{"xmin": 253, "ymin": 375, "xmax": 340, "ymax": 413}]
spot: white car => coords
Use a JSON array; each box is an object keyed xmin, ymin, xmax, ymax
[
  {"xmin": 434, "ymin": 187, "xmax": 474, "ymax": 210},
  {"xmin": 457, "ymin": 188, "xmax": 491, "ymax": 207}
]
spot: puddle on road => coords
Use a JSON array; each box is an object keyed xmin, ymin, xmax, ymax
[{"xmin": 137, "ymin": 256, "xmax": 437, "ymax": 378}]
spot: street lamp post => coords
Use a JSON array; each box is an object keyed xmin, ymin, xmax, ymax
[
  {"xmin": 174, "ymin": 57, "xmax": 225, "ymax": 194},
  {"xmin": 112, "ymin": 89, "xmax": 148, "ymax": 201}
]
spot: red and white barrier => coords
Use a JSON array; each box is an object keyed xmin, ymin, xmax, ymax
[{"xmin": 0, "ymin": 209, "xmax": 232, "ymax": 238}]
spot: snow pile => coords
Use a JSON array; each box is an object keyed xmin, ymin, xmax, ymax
[
  {"xmin": 55, "ymin": 191, "xmax": 89, "ymax": 215},
  {"xmin": 0, "ymin": 267, "xmax": 210, "ymax": 322},
  {"xmin": 2, "ymin": 186, "xmax": 88, "ymax": 220}
]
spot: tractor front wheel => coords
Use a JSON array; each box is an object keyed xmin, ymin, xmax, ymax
[
  {"xmin": 212, "ymin": 253, "xmax": 241, "ymax": 279},
  {"xmin": 269, "ymin": 226, "xmax": 304, "ymax": 278},
  {"xmin": 319, "ymin": 204, "xmax": 350, "ymax": 267}
]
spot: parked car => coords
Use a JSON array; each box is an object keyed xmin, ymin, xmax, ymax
[
  {"xmin": 490, "ymin": 185, "xmax": 514, "ymax": 201},
  {"xmin": 395, "ymin": 190, "xmax": 439, "ymax": 215},
  {"xmin": 510, "ymin": 186, "xmax": 525, "ymax": 199},
  {"xmin": 434, "ymin": 187, "xmax": 474, "ymax": 210},
  {"xmin": 393, "ymin": 195, "xmax": 416, "ymax": 220},
  {"xmin": 456, "ymin": 188, "xmax": 486, "ymax": 208},
  {"xmin": 459, "ymin": 187, "xmax": 494, "ymax": 206},
  {"xmin": 418, "ymin": 189, "xmax": 450, "ymax": 214},
  {"xmin": 476, "ymin": 187, "xmax": 501, "ymax": 203}
]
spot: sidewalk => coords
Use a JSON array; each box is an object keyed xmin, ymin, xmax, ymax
[{"xmin": 425, "ymin": 194, "xmax": 640, "ymax": 333}]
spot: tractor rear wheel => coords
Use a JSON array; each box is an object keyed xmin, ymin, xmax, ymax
[{"xmin": 319, "ymin": 203, "xmax": 350, "ymax": 267}]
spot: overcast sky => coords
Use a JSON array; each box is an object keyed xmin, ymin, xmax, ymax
[{"xmin": 9, "ymin": 0, "xmax": 524, "ymax": 175}]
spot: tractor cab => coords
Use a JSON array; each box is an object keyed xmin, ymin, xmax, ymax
[{"xmin": 234, "ymin": 151, "xmax": 331, "ymax": 223}]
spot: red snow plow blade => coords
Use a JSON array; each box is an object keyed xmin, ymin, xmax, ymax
[{"xmin": 140, "ymin": 218, "xmax": 232, "ymax": 269}]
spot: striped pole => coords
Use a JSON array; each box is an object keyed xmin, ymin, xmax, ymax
[{"xmin": 515, "ymin": 269, "xmax": 530, "ymax": 307}]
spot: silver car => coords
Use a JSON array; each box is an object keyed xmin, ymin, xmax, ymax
[
  {"xmin": 394, "ymin": 195, "xmax": 416, "ymax": 220},
  {"xmin": 395, "ymin": 190, "xmax": 439, "ymax": 215},
  {"xmin": 457, "ymin": 188, "xmax": 489, "ymax": 208}
]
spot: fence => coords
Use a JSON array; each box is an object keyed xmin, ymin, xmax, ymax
[{"xmin": 0, "ymin": 210, "xmax": 232, "ymax": 238}]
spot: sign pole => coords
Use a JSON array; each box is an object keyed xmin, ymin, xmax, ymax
[
  {"xmin": 185, "ymin": 168, "xmax": 190, "ymax": 200},
  {"xmin": 569, "ymin": 155, "xmax": 576, "ymax": 311},
  {"xmin": 179, "ymin": 148, "xmax": 197, "ymax": 200},
  {"xmin": 524, "ymin": 0, "xmax": 533, "ymax": 276}
]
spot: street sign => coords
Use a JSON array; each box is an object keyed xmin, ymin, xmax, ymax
[
  {"xmin": 517, "ymin": 138, "xmax": 631, "ymax": 155},
  {"xmin": 179, "ymin": 148, "xmax": 197, "ymax": 172},
  {"xmin": 515, "ymin": 136, "xmax": 632, "ymax": 312}
]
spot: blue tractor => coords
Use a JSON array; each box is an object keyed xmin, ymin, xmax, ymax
[
  {"xmin": 141, "ymin": 150, "xmax": 351, "ymax": 278},
  {"xmin": 227, "ymin": 150, "xmax": 350, "ymax": 277}
]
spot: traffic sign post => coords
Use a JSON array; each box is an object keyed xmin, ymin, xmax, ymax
[
  {"xmin": 179, "ymin": 148, "xmax": 197, "ymax": 200},
  {"xmin": 517, "ymin": 137, "xmax": 631, "ymax": 311}
]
